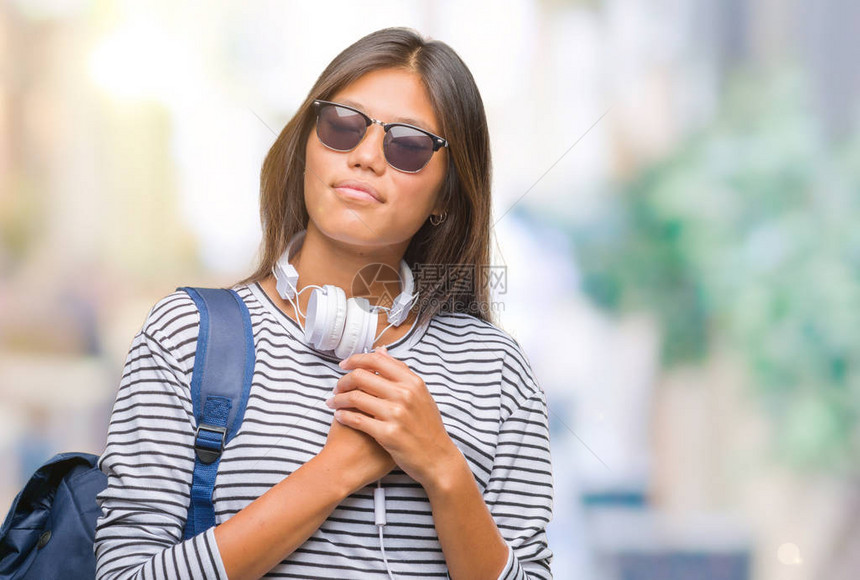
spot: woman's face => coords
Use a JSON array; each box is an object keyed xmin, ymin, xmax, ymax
[{"xmin": 303, "ymin": 67, "xmax": 448, "ymax": 252}]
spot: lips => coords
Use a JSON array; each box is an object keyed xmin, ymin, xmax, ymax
[{"xmin": 332, "ymin": 180, "xmax": 383, "ymax": 203}]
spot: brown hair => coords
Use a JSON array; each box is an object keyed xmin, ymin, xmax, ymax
[{"xmin": 237, "ymin": 26, "xmax": 495, "ymax": 328}]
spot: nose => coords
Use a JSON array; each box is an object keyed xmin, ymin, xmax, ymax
[{"xmin": 346, "ymin": 121, "xmax": 387, "ymax": 172}]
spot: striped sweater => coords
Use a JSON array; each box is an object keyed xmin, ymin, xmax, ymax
[{"xmin": 94, "ymin": 282, "xmax": 554, "ymax": 579}]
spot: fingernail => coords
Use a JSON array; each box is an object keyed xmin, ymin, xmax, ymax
[
  {"xmin": 325, "ymin": 397, "xmax": 334, "ymax": 408},
  {"xmin": 338, "ymin": 359, "xmax": 347, "ymax": 368}
]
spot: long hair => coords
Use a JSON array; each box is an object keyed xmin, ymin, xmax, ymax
[{"xmin": 236, "ymin": 26, "xmax": 495, "ymax": 328}]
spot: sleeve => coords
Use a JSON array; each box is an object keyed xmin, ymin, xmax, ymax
[
  {"xmin": 484, "ymin": 347, "xmax": 555, "ymax": 580},
  {"xmin": 94, "ymin": 295, "xmax": 229, "ymax": 580}
]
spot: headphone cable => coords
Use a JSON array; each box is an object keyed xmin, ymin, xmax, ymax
[{"xmin": 375, "ymin": 480, "xmax": 397, "ymax": 580}]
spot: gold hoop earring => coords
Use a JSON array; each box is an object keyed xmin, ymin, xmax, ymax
[{"xmin": 430, "ymin": 210, "xmax": 447, "ymax": 226}]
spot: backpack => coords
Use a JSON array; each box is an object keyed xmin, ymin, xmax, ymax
[{"xmin": 0, "ymin": 287, "xmax": 255, "ymax": 579}]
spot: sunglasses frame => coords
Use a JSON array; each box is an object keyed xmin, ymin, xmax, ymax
[{"xmin": 312, "ymin": 99, "xmax": 449, "ymax": 173}]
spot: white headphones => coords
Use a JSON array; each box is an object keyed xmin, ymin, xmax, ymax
[{"xmin": 272, "ymin": 229, "xmax": 419, "ymax": 359}]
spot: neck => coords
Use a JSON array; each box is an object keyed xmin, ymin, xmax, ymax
[{"xmin": 289, "ymin": 224, "xmax": 410, "ymax": 309}]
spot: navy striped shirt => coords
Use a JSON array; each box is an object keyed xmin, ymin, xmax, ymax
[{"xmin": 94, "ymin": 282, "xmax": 554, "ymax": 579}]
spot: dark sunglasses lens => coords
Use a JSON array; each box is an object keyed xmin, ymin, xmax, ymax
[
  {"xmin": 317, "ymin": 104, "xmax": 367, "ymax": 151},
  {"xmin": 384, "ymin": 126, "xmax": 435, "ymax": 172}
]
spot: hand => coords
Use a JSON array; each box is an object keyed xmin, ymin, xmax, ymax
[
  {"xmin": 327, "ymin": 346, "xmax": 464, "ymax": 492},
  {"xmin": 319, "ymin": 415, "xmax": 395, "ymax": 495}
]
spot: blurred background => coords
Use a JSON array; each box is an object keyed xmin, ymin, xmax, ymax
[{"xmin": 2, "ymin": 0, "xmax": 859, "ymax": 578}]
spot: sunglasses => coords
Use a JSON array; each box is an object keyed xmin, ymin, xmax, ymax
[{"xmin": 312, "ymin": 99, "xmax": 449, "ymax": 173}]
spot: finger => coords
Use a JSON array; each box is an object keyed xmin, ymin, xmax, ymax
[
  {"xmin": 333, "ymin": 408, "xmax": 390, "ymax": 444},
  {"xmin": 377, "ymin": 345, "xmax": 396, "ymax": 359},
  {"xmin": 326, "ymin": 389, "xmax": 389, "ymax": 419},
  {"xmin": 339, "ymin": 349, "xmax": 406, "ymax": 377},
  {"xmin": 334, "ymin": 367, "xmax": 396, "ymax": 398}
]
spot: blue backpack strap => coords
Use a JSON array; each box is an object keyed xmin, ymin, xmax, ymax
[{"xmin": 177, "ymin": 287, "xmax": 255, "ymax": 540}]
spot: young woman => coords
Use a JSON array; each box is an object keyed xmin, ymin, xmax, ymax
[{"xmin": 95, "ymin": 27, "xmax": 553, "ymax": 580}]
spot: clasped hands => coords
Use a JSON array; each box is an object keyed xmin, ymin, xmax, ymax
[{"xmin": 324, "ymin": 345, "xmax": 461, "ymax": 493}]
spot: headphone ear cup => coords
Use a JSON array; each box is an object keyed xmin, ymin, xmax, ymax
[
  {"xmin": 334, "ymin": 297, "xmax": 376, "ymax": 359},
  {"xmin": 305, "ymin": 285, "xmax": 347, "ymax": 351}
]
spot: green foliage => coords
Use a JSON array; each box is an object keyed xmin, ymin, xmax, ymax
[{"xmin": 568, "ymin": 67, "xmax": 860, "ymax": 472}]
